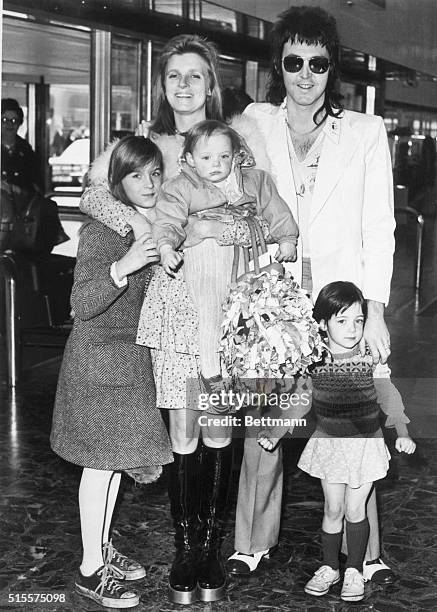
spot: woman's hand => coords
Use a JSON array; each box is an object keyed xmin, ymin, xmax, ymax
[
  {"xmin": 395, "ymin": 436, "xmax": 416, "ymax": 454},
  {"xmin": 160, "ymin": 244, "xmax": 183, "ymax": 276},
  {"xmin": 115, "ymin": 234, "xmax": 159, "ymax": 280}
]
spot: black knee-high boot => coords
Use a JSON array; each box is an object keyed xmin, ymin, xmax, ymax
[
  {"xmin": 197, "ymin": 444, "xmax": 233, "ymax": 602},
  {"xmin": 167, "ymin": 449, "xmax": 201, "ymax": 604}
]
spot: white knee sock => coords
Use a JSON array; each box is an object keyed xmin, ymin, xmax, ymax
[{"xmin": 79, "ymin": 468, "xmax": 119, "ymax": 576}]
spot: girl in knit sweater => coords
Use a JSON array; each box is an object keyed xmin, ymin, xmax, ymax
[{"xmin": 258, "ymin": 281, "xmax": 415, "ymax": 603}]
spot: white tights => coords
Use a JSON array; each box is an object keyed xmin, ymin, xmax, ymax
[{"xmin": 78, "ymin": 468, "xmax": 121, "ymax": 576}]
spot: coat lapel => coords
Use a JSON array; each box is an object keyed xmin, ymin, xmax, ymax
[
  {"xmin": 265, "ymin": 107, "xmax": 298, "ymax": 217},
  {"xmin": 310, "ymin": 112, "xmax": 360, "ymax": 224}
]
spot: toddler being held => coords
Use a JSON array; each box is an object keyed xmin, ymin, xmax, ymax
[{"xmin": 153, "ymin": 119, "xmax": 299, "ymax": 391}]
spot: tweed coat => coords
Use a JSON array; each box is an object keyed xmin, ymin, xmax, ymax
[{"xmin": 50, "ymin": 220, "xmax": 173, "ymax": 471}]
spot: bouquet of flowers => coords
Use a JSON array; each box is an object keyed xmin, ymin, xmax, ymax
[{"xmin": 221, "ymin": 268, "xmax": 325, "ymax": 380}]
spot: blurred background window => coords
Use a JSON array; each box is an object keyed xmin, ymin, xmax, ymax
[
  {"xmin": 152, "ymin": 0, "xmax": 183, "ymax": 16},
  {"xmin": 111, "ymin": 37, "xmax": 141, "ymax": 137},
  {"xmin": 202, "ymin": 1, "xmax": 237, "ymax": 32}
]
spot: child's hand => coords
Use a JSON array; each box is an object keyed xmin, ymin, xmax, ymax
[
  {"xmin": 275, "ymin": 241, "xmax": 297, "ymax": 263},
  {"xmin": 160, "ymin": 245, "xmax": 183, "ymax": 276},
  {"xmin": 115, "ymin": 234, "xmax": 159, "ymax": 280},
  {"xmin": 395, "ymin": 436, "xmax": 416, "ymax": 454},
  {"xmin": 257, "ymin": 431, "xmax": 280, "ymax": 452},
  {"xmin": 184, "ymin": 217, "xmax": 226, "ymax": 248}
]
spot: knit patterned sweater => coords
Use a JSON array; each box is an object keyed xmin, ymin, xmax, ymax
[{"xmin": 310, "ymin": 348, "xmax": 410, "ymax": 437}]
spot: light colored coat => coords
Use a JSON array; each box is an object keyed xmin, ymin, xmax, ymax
[
  {"xmin": 153, "ymin": 162, "xmax": 298, "ymax": 251},
  {"xmin": 244, "ymin": 102, "xmax": 395, "ymax": 304}
]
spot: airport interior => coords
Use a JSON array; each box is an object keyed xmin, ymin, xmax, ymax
[{"xmin": 1, "ymin": 0, "xmax": 437, "ymax": 610}]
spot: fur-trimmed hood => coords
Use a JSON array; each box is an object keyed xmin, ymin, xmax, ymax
[
  {"xmin": 87, "ymin": 114, "xmax": 271, "ymax": 185},
  {"xmin": 87, "ymin": 140, "xmax": 117, "ymax": 184}
]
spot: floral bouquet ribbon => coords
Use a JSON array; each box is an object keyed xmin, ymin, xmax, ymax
[{"xmin": 221, "ymin": 268, "xmax": 324, "ymax": 382}]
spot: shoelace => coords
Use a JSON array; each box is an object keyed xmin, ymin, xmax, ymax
[
  {"xmin": 102, "ymin": 540, "xmax": 128, "ymax": 578},
  {"xmin": 95, "ymin": 564, "xmax": 125, "ymax": 597},
  {"xmin": 112, "ymin": 550, "xmax": 130, "ymax": 569}
]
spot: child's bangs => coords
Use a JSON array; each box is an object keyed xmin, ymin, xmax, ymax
[{"xmin": 133, "ymin": 151, "xmax": 162, "ymax": 174}]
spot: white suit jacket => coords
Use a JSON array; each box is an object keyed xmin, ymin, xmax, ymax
[{"xmin": 244, "ymin": 102, "xmax": 395, "ymax": 304}]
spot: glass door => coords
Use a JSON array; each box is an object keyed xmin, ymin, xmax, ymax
[{"xmin": 2, "ymin": 16, "xmax": 91, "ymax": 195}]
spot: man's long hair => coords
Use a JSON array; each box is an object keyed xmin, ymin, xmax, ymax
[{"xmin": 266, "ymin": 6, "xmax": 343, "ymax": 122}]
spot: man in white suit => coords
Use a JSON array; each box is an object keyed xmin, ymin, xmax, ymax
[{"xmin": 227, "ymin": 6, "xmax": 395, "ymax": 584}]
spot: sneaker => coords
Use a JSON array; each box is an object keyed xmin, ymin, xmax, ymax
[
  {"xmin": 304, "ymin": 565, "xmax": 340, "ymax": 596},
  {"xmin": 103, "ymin": 540, "xmax": 146, "ymax": 580},
  {"xmin": 341, "ymin": 567, "xmax": 365, "ymax": 602},
  {"xmin": 75, "ymin": 566, "xmax": 139, "ymax": 609}
]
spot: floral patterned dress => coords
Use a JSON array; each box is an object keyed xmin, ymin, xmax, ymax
[{"xmin": 136, "ymin": 265, "xmax": 202, "ymax": 410}]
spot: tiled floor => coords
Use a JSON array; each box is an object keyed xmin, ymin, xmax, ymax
[{"xmin": 1, "ymin": 204, "xmax": 436, "ymax": 611}]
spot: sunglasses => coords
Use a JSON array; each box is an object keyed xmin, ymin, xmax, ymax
[
  {"xmin": 2, "ymin": 116, "xmax": 20, "ymax": 125},
  {"xmin": 283, "ymin": 55, "xmax": 331, "ymax": 74}
]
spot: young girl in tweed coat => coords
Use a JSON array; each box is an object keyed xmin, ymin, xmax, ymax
[
  {"xmin": 50, "ymin": 136, "xmax": 173, "ymax": 609},
  {"xmin": 258, "ymin": 281, "xmax": 415, "ymax": 603}
]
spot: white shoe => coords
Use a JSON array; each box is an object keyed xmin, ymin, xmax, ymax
[
  {"xmin": 363, "ymin": 558, "xmax": 394, "ymax": 583},
  {"xmin": 341, "ymin": 568, "xmax": 365, "ymax": 602},
  {"xmin": 227, "ymin": 549, "xmax": 270, "ymax": 574},
  {"xmin": 304, "ymin": 565, "xmax": 340, "ymax": 596}
]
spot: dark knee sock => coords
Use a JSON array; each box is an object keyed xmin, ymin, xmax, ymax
[
  {"xmin": 345, "ymin": 518, "xmax": 370, "ymax": 572},
  {"xmin": 321, "ymin": 530, "xmax": 342, "ymax": 570}
]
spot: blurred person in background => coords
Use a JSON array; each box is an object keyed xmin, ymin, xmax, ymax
[
  {"xmin": 1, "ymin": 98, "xmax": 73, "ymax": 326},
  {"xmin": 1, "ymin": 97, "xmax": 41, "ymax": 194}
]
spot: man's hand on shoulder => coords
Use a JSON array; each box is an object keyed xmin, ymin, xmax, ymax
[{"xmin": 361, "ymin": 300, "xmax": 391, "ymax": 365}]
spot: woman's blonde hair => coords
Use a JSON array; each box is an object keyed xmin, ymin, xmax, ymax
[{"xmin": 151, "ymin": 35, "xmax": 223, "ymax": 135}]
